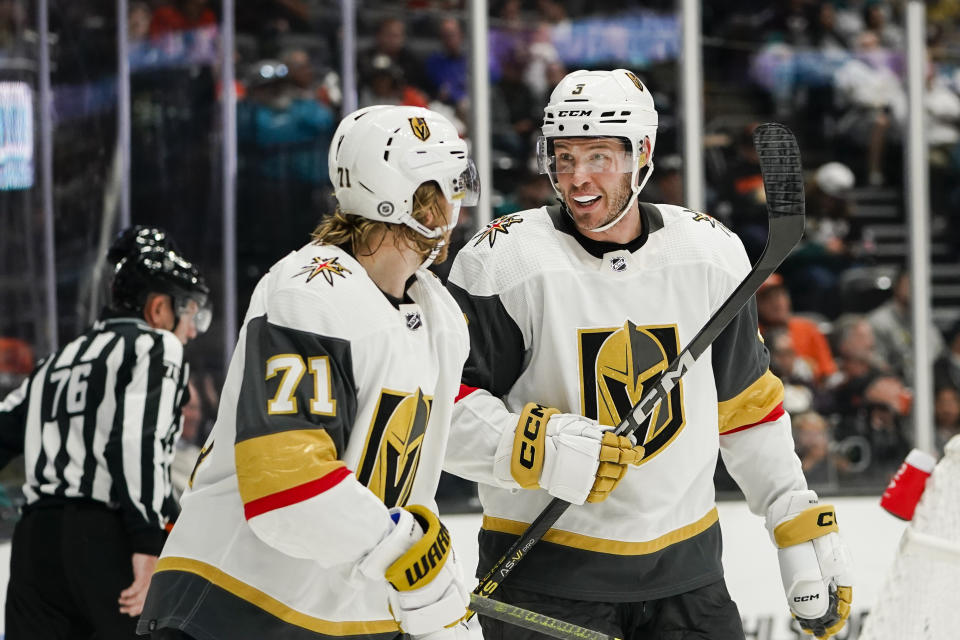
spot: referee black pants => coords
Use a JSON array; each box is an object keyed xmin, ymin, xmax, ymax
[{"xmin": 6, "ymin": 499, "xmax": 141, "ymax": 639}]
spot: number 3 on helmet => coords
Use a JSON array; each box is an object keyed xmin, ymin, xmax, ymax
[{"xmin": 328, "ymin": 105, "xmax": 480, "ymax": 240}]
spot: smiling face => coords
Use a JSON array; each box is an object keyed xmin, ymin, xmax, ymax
[{"xmin": 552, "ymin": 137, "xmax": 646, "ymax": 239}]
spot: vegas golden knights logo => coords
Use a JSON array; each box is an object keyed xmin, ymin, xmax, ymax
[
  {"xmin": 409, "ymin": 117, "xmax": 431, "ymax": 141},
  {"xmin": 625, "ymin": 71, "xmax": 645, "ymax": 92},
  {"xmin": 579, "ymin": 321, "xmax": 686, "ymax": 462},
  {"xmin": 356, "ymin": 388, "xmax": 433, "ymax": 507}
]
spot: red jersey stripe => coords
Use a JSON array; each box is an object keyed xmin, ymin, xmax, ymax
[
  {"xmin": 719, "ymin": 402, "xmax": 785, "ymax": 436},
  {"xmin": 455, "ymin": 384, "xmax": 479, "ymax": 403},
  {"xmin": 244, "ymin": 466, "xmax": 352, "ymax": 520}
]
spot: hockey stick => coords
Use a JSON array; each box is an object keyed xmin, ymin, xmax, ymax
[
  {"xmin": 468, "ymin": 594, "xmax": 622, "ymax": 640},
  {"xmin": 470, "ymin": 123, "xmax": 806, "ymax": 611}
]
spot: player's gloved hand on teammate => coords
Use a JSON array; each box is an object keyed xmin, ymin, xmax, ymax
[
  {"xmin": 766, "ymin": 490, "xmax": 853, "ymax": 639},
  {"xmin": 359, "ymin": 505, "xmax": 470, "ymax": 640},
  {"xmin": 494, "ymin": 403, "xmax": 644, "ymax": 505}
]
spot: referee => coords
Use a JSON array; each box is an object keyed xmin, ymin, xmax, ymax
[{"xmin": 0, "ymin": 226, "xmax": 210, "ymax": 639}]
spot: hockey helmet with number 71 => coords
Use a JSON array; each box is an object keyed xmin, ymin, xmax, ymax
[
  {"xmin": 538, "ymin": 69, "xmax": 659, "ymax": 232},
  {"xmin": 328, "ymin": 105, "xmax": 480, "ymax": 239}
]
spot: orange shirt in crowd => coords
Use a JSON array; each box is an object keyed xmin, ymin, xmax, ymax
[{"xmin": 786, "ymin": 316, "xmax": 838, "ymax": 383}]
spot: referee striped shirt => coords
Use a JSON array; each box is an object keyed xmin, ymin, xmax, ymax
[{"xmin": 0, "ymin": 317, "xmax": 189, "ymax": 555}]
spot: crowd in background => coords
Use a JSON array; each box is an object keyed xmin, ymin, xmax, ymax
[{"xmin": 2, "ymin": 0, "xmax": 960, "ymax": 503}]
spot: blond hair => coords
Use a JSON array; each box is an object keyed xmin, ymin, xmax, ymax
[{"xmin": 312, "ymin": 182, "xmax": 450, "ymax": 263}]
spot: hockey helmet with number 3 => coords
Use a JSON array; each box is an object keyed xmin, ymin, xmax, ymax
[
  {"xmin": 328, "ymin": 105, "xmax": 479, "ymax": 239},
  {"xmin": 539, "ymin": 69, "xmax": 659, "ymax": 232}
]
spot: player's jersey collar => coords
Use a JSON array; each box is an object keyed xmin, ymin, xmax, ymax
[{"xmin": 546, "ymin": 202, "xmax": 664, "ymax": 259}]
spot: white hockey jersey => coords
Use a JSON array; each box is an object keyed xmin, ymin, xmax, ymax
[
  {"xmin": 446, "ymin": 203, "xmax": 807, "ymax": 601},
  {"xmin": 139, "ymin": 242, "xmax": 469, "ymax": 639}
]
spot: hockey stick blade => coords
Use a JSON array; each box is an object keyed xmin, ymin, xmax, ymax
[
  {"xmin": 469, "ymin": 594, "xmax": 622, "ymax": 640},
  {"xmin": 471, "ymin": 122, "xmax": 805, "ymax": 605}
]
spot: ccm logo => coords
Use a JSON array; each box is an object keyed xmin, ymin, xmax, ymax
[
  {"xmin": 794, "ymin": 594, "xmax": 821, "ymax": 602},
  {"xmin": 519, "ymin": 404, "xmax": 549, "ymax": 469},
  {"xmin": 817, "ymin": 511, "xmax": 835, "ymax": 527},
  {"xmin": 557, "ymin": 110, "xmax": 592, "ymax": 117},
  {"xmin": 404, "ymin": 525, "xmax": 450, "ymax": 587}
]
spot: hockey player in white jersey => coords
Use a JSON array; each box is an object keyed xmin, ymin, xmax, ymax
[
  {"xmin": 138, "ymin": 105, "xmax": 480, "ymax": 640},
  {"xmin": 445, "ymin": 70, "xmax": 853, "ymax": 639}
]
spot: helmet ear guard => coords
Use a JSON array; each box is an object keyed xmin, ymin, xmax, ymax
[{"xmin": 539, "ymin": 69, "xmax": 659, "ymax": 232}]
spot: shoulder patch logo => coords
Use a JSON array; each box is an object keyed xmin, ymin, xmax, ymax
[
  {"xmin": 473, "ymin": 214, "xmax": 524, "ymax": 248},
  {"xmin": 686, "ymin": 209, "xmax": 732, "ymax": 237},
  {"xmin": 409, "ymin": 117, "xmax": 430, "ymax": 141},
  {"xmin": 295, "ymin": 256, "xmax": 352, "ymax": 285}
]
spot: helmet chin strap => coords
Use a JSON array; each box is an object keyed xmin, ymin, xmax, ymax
[
  {"xmin": 586, "ymin": 159, "xmax": 654, "ymax": 233},
  {"xmin": 411, "ymin": 200, "xmax": 460, "ymax": 269}
]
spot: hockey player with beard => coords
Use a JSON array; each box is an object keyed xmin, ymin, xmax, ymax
[
  {"xmin": 445, "ymin": 70, "xmax": 853, "ymax": 639},
  {"xmin": 138, "ymin": 106, "xmax": 481, "ymax": 640}
]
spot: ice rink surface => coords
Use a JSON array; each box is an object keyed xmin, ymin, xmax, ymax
[{"xmin": 0, "ymin": 495, "xmax": 904, "ymax": 639}]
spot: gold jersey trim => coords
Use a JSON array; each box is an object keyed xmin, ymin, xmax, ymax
[
  {"xmin": 482, "ymin": 507, "xmax": 719, "ymax": 556},
  {"xmin": 155, "ymin": 556, "xmax": 399, "ymax": 635},
  {"xmin": 235, "ymin": 428, "xmax": 343, "ymax": 504},
  {"xmin": 717, "ymin": 369, "xmax": 784, "ymax": 434}
]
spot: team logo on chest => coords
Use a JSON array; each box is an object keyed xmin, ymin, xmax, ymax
[
  {"xmin": 472, "ymin": 214, "xmax": 523, "ymax": 248},
  {"xmin": 295, "ymin": 256, "xmax": 352, "ymax": 285},
  {"xmin": 578, "ymin": 321, "xmax": 686, "ymax": 463},
  {"xmin": 356, "ymin": 388, "xmax": 433, "ymax": 507}
]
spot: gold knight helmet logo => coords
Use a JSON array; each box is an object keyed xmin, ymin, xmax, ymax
[
  {"xmin": 355, "ymin": 388, "xmax": 433, "ymax": 507},
  {"xmin": 579, "ymin": 321, "xmax": 686, "ymax": 463},
  {"xmin": 409, "ymin": 117, "xmax": 431, "ymax": 141}
]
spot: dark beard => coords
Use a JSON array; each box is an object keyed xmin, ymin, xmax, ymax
[{"xmin": 593, "ymin": 173, "xmax": 634, "ymax": 230}]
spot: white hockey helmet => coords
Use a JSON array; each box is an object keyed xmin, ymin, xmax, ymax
[
  {"xmin": 538, "ymin": 69, "xmax": 658, "ymax": 232},
  {"xmin": 328, "ymin": 105, "xmax": 479, "ymax": 240}
]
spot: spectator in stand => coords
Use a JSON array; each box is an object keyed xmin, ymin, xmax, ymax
[
  {"xmin": 425, "ymin": 17, "xmax": 468, "ymax": 107},
  {"xmin": 713, "ymin": 122, "xmax": 768, "ymax": 262},
  {"xmin": 358, "ymin": 55, "xmax": 430, "ymax": 108},
  {"xmin": 812, "ymin": 1, "xmax": 850, "ymax": 52},
  {"xmin": 833, "ymin": 29, "xmax": 906, "ymax": 186},
  {"xmin": 0, "ymin": 337, "xmax": 33, "ymax": 398},
  {"xmin": 761, "ymin": 0, "xmax": 815, "ymax": 46},
  {"xmin": 129, "ymin": 1, "xmax": 152, "ymax": 42},
  {"xmin": 767, "ymin": 328, "xmax": 819, "ymax": 415},
  {"xmin": 835, "ymin": 373, "xmax": 912, "ymax": 480},
  {"xmin": 757, "ymin": 273, "xmax": 838, "ymax": 386},
  {"xmin": 863, "ymin": 0, "xmax": 904, "ymax": 50},
  {"xmin": 646, "ymin": 154, "xmax": 684, "ymax": 206},
  {"xmin": 935, "ymin": 386, "xmax": 960, "ymax": 454},
  {"xmin": 524, "ymin": 23, "xmax": 563, "ymax": 101},
  {"xmin": 149, "ymin": 0, "xmax": 217, "ymax": 38},
  {"xmin": 358, "ymin": 17, "xmax": 428, "ymax": 96},
  {"xmin": 782, "ymin": 161, "xmax": 873, "ymax": 316},
  {"xmin": 236, "ymin": 57, "xmax": 337, "ymax": 317},
  {"xmin": 867, "ymin": 270, "xmax": 946, "ymax": 382},
  {"xmin": 489, "ymin": 44, "xmax": 540, "ymax": 168},
  {"xmin": 823, "ymin": 314, "xmax": 897, "ymax": 438},
  {"xmin": 792, "ymin": 411, "xmax": 835, "ymax": 485},
  {"xmin": 934, "ymin": 319, "xmax": 960, "ymax": 393}
]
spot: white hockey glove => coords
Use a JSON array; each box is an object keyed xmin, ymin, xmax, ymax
[
  {"xmin": 358, "ymin": 505, "xmax": 470, "ymax": 639},
  {"xmin": 494, "ymin": 403, "xmax": 644, "ymax": 505},
  {"xmin": 766, "ymin": 490, "xmax": 853, "ymax": 639}
]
